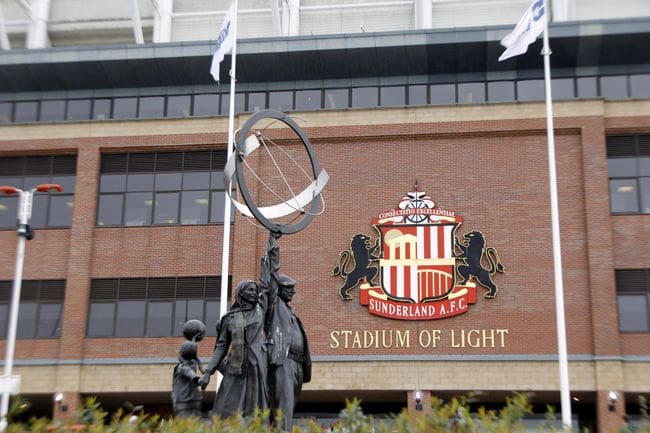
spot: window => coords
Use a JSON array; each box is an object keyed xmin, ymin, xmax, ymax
[
  {"xmin": 430, "ymin": 84, "xmax": 455, "ymax": 105},
  {"xmin": 607, "ymin": 135, "xmax": 650, "ymax": 214},
  {"xmin": 269, "ymin": 91, "xmax": 293, "ymax": 111},
  {"xmin": 93, "ymin": 99, "xmax": 112, "ymax": 120},
  {"xmin": 167, "ymin": 95, "xmax": 192, "ymax": 118},
  {"xmin": 193, "ymin": 94, "xmax": 219, "ymax": 116},
  {"xmin": 97, "ymin": 150, "xmax": 228, "ymax": 227},
  {"xmin": 616, "ymin": 270, "xmax": 650, "ymax": 332},
  {"xmin": 0, "ymin": 102, "xmax": 12, "ymax": 124},
  {"xmin": 408, "ymin": 85, "xmax": 427, "ymax": 105},
  {"xmin": 248, "ymin": 92, "xmax": 267, "ymax": 112},
  {"xmin": 0, "ymin": 155, "xmax": 76, "ymax": 229},
  {"xmin": 380, "ymin": 86, "xmax": 405, "ymax": 107},
  {"xmin": 517, "ymin": 80, "xmax": 545, "ymax": 101},
  {"xmin": 40, "ymin": 100, "xmax": 66, "ymax": 122},
  {"xmin": 630, "ymin": 74, "xmax": 650, "ymax": 99},
  {"xmin": 138, "ymin": 96, "xmax": 165, "ymax": 119},
  {"xmin": 295, "ymin": 90, "xmax": 321, "ymax": 110},
  {"xmin": 0, "ymin": 280, "xmax": 64, "ymax": 339},
  {"xmin": 458, "ymin": 82, "xmax": 485, "ymax": 104},
  {"xmin": 577, "ymin": 77, "xmax": 598, "ymax": 98},
  {"xmin": 324, "ymin": 89, "xmax": 348, "ymax": 109},
  {"xmin": 66, "ymin": 99, "xmax": 92, "ymax": 121},
  {"xmin": 87, "ymin": 276, "xmax": 225, "ymax": 337},
  {"xmin": 113, "ymin": 97, "xmax": 138, "ymax": 119},
  {"xmin": 352, "ymin": 87, "xmax": 378, "ymax": 108},
  {"xmin": 551, "ymin": 78, "xmax": 575, "ymax": 100},
  {"xmin": 13, "ymin": 101, "xmax": 38, "ymax": 123},
  {"xmin": 601, "ymin": 76, "xmax": 628, "ymax": 100},
  {"xmin": 487, "ymin": 81, "xmax": 515, "ymax": 103}
]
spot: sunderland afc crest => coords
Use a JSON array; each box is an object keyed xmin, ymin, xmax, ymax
[{"xmin": 332, "ymin": 185, "xmax": 505, "ymax": 320}]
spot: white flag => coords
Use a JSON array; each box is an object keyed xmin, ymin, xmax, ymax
[
  {"xmin": 210, "ymin": 2, "xmax": 236, "ymax": 82},
  {"xmin": 498, "ymin": 0, "xmax": 546, "ymax": 62}
]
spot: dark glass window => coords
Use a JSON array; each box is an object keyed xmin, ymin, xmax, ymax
[
  {"xmin": 295, "ymin": 90, "xmax": 321, "ymax": 110},
  {"xmin": 181, "ymin": 190, "xmax": 209, "ymax": 224},
  {"xmin": 97, "ymin": 151, "xmax": 228, "ymax": 227},
  {"xmin": 115, "ymin": 300, "xmax": 146, "ymax": 337},
  {"xmin": 487, "ymin": 81, "xmax": 515, "ymax": 103},
  {"xmin": 576, "ymin": 77, "xmax": 598, "ymax": 98},
  {"xmin": 37, "ymin": 304, "xmax": 62, "ymax": 338},
  {"xmin": 380, "ymin": 86, "xmax": 405, "ymax": 107},
  {"xmin": 87, "ymin": 303, "xmax": 115, "ymax": 337},
  {"xmin": 551, "ymin": 78, "xmax": 575, "ymax": 100},
  {"xmin": 96, "ymin": 194, "xmax": 123, "ymax": 226},
  {"xmin": 352, "ymin": 87, "xmax": 378, "ymax": 108},
  {"xmin": 248, "ymin": 92, "xmax": 266, "ymax": 112},
  {"xmin": 193, "ymin": 94, "xmax": 219, "ymax": 116},
  {"xmin": 14, "ymin": 101, "xmax": 39, "ymax": 123},
  {"xmin": 607, "ymin": 135, "xmax": 650, "ymax": 214},
  {"xmin": 93, "ymin": 99, "xmax": 112, "ymax": 120},
  {"xmin": 324, "ymin": 89, "xmax": 348, "ymax": 109},
  {"xmin": 601, "ymin": 76, "xmax": 628, "ymax": 100},
  {"xmin": 138, "ymin": 96, "xmax": 165, "ymax": 119},
  {"xmin": 0, "ymin": 280, "xmax": 64, "ymax": 339},
  {"xmin": 616, "ymin": 270, "xmax": 650, "ymax": 332},
  {"xmin": 146, "ymin": 301, "xmax": 173, "ymax": 336},
  {"xmin": 124, "ymin": 192, "xmax": 153, "ymax": 226},
  {"xmin": 458, "ymin": 83, "xmax": 485, "ymax": 104},
  {"xmin": 87, "ymin": 277, "xmax": 224, "ymax": 338},
  {"xmin": 0, "ymin": 195, "xmax": 18, "ymax": 228},
  {"xmin": 0, "ymin": 155, "xmax": 76, "ymax": 229},
  {"xmin": 629, "ymin": 74, "xmax": 650, "ymax": 99},
  {"xmin": 221, "ymin": 92, "xmax": 245, "ymax": 115},
  {"xmin": 66, "ymin": 99, "xmax": 92, "ymax": 121},
  {"xmin": 16, "ymin": 303, "xmax": 37, "ymax": 339},
  {"xmin": 113, "ymin": 97, "xmax": 138, "ymax": 119},
  {"xmin": 517, "ymin": 80, "xmax": 545, "ymax": 101},
  {"xmin": 39, "ymin": 100, "xmax": 66, "ymax": 122},
  {"xmin": 0, "ymin": 102, "xmax": 12, "ymax": 124},
  {"xmin": 48, "ymin": 195, "xmax": 73, "ymax": 227},
  {"xmin": 167, "ymin": 95, "xmax": 192, "ymax": 117},
  {"xmin": 269, "ymin": 91, "xmax": 293, "ymax": 111},
  {"xmin": 408, "ymin": 85, "xmax": 427, "ymax": 105},
  {"xmin": 430, "ymin": 84, "xmax": 455, "ymax": 105}
]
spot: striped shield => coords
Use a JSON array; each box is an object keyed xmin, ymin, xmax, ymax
[{"xmin": 376, "ymin": 222, "xmax": 459, "ymax": 303}]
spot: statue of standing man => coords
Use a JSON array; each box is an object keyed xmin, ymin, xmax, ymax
[{"xmin": 265, "ymin": 233, "xmax": 312, "ymax": 432}]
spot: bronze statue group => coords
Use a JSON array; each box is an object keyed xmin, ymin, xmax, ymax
[{"xmin": 172, "ymin": 232, "xmax": 311, "ymax": 432}]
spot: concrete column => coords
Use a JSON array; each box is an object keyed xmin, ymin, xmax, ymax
[
  {"xmin": 414, "ymin": 0, "xmax": 432, "ymax": 29},
  {"xmin": 281, "ymin": 0, "xmax": 299, "ymax": 36},
  {"xmin": 157, "ymin": 0, "xmax": 173, "ymax": 43},
  {"xmin": 26, "ymin": 0, "xmax": 51, "ymax": 49},
  {"xmin": 551, "ymin": 0, "xmax": 569, "ymax": 21}
]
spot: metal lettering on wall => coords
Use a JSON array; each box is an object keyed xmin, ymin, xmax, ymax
[
  {"xmin": 329, "ymin": 328, "xmax": 510, "ymax": 349},
  {"xmin": 333, "ymin": 185, "xmax": 505, "ymax": 321}
]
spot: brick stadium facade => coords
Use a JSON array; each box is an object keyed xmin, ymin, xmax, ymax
[{"xmin": 1, "ymin": 19, "xmax": 650, "ymax": 433}]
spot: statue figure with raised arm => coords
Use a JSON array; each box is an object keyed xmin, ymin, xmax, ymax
[
  {"xmin": 265, "ymin": 233, "xmax": 312, "ymax": 432},
  {"xmin": 198, "ymin": 232, "xmax": 279, "ymax": 417}
]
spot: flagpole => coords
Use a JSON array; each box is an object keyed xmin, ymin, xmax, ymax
[
  {"xmin": 220, "ymin": 0, "xmax": 237, "ymax": 323},
  {"xmin": 541, "ymin": 0, "xmax": 572, "ymax": 428}
]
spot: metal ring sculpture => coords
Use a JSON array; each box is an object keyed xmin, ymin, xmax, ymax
[{"xmin": 223, "ymin": 109, "xmax": 329, "ymax": 234}]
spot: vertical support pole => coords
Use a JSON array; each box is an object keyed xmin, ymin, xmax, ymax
[
  {"xmin": 542, "ymin": 0, "xmax": 571, "ymax": 428},
  {"xmin": 0, "ymin": 190, "xmax": 31, "ymax": 432}
]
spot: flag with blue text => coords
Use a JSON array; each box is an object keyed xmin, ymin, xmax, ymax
[
  {"xmin": 210, "ymin": 1, "xmax": 236, "ymax": 82},
  {"xmin": 498, "ymin": 0, "xmax": 546, "ymax": 61}
]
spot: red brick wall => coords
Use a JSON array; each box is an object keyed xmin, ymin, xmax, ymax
[{"xmin": 0, "ymin": 113, "xmax": 648, "ymax": 361}]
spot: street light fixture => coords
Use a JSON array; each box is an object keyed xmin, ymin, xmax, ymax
[{"xmin": 0, "ymin": 183, "xmax": 63, "ymax": 432}]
